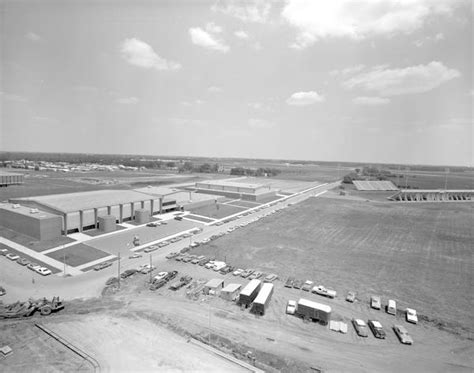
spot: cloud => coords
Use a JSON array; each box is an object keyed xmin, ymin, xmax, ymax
[
  {"xmin": 120, "ymin": 38, "xmax": 181, "ymax": 71},
  {"xmin": 353, "ymin": 96, "xmax": 390, "ymax": 105},
  {"xmin": 343, "ymin": 61, "xmax": 461, "ymax": 96},
  {"xmin": 413, "ymin": 32, "xmax": 445, "ymax": 47},
  {"xmin": 234, "ymin": 30, "xmax": 250, "ymax": 39},
  {"xmin": 208, "ymin": 86, "xmax": 223, "ymax": 93},
  {"xmin": 0, "ymin": 92, "xmax": 28, "ymax": 102},
  {"xmin": 330, "ymin": 64, "xmax": 365, "ymax": 77},
  {"xmin": 189, "ymin": 26, "xmax": 229, "ymax": 53},
  {"xmin": 281, "ymin": 0, "xmax": 460, "ymax": 49},
  {"xmin": 286, "ymin": 91, "xmax": 325, "ymax": 106},
  {"xmin": 248, "ymin": 118, "xmax": 275, "ymax": 129},
  {"xmin": 212, "ymin": 0, "xmax": 271, "ymax": 23},
  {"xmin": 205, "ymin": 22, "xmax": 223, "ymax": 34},
  {"xmin": 25, "ymin": 32, "xmax": 42, "ymax": 42},
  {"xmin": 116, "ymin": 97, "xmax": 139, "ymax": 104}
]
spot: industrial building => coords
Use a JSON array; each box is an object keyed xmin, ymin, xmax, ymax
[
  {"xmin": 0, "ymin": 171, "xmax": 24, "ymax": 187},
  {"xmin": 0, "ymin": 203, "xmax": 62, "ymax": 240},
  {"xmin": 195, "ymin": 179, "xmax": 276, "ymax": 201},
  {"xmin": 389, "ymin": 189, "xmax": 474, "ymax": 202}
]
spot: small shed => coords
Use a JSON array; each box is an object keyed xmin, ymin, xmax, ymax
[
  {"xmin": 203, "ymin": 278, "xmax": 224, "ymax": 295},
  {"xmin": 0, "ymin": 345, "xmax": 13, "ymax": 356},
  {"xmin": 220, "ymin": 283, "xmax": 242, "ymax": 301}
]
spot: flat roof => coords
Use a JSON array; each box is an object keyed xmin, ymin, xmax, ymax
[
  {"xmin": 134, "ymin": 186, "xmax": 180, "ymax": 196},
  {"xmin": 204, "ymin": 278, "xmax": 224, "ymax": 288},
  {"xmin": 240, "ymin": 279, "xmax": 261, "ymax": 296},
  {"xmin": 13, "ymin": 189, "xmax": 159, "ymax": 213},
  {"xmin": 298, "ymin": 298, "xmax": 332, "ymax": 313},
  {"xmin": 254, "ymin": 283, "xmax": 273, "ymax": 304},
  {"xmin": 197, "ymin": 179, "xmax": 264, "ymax": 189},
  {"xmin": 0, "ymin": 203, "xmax": 58, "ymax": 220},
  {"xmin": 222, "ymin": 283, "xmax": 242, "ymax": 292}
]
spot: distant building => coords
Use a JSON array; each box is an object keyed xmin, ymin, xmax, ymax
[
  {"xmin": 0, "ymin": 171, "xmax": 24, "ymax": 187},
  {"xmin": 195, "ymin": 179, "xmax": 276, "ymax": 201}
]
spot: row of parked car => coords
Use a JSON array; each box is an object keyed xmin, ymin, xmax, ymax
[
  {"xmin": 285, "ymin": 278, "xmax": 337, "ymax": 298},
  {"xmin": 1, "ymin": 248, "xmax": 52, "ymax": 276},
  {"xmin": 352, "ymin": 318, "xmax": 414, "ymax": 345}
]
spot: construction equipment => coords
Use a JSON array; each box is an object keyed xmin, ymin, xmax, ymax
[{"xmin": 0, "ymin": 297, "xmax": 64, "ymax": 319}]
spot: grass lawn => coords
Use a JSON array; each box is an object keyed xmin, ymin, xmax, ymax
[
  {"xmin": 193, "ymin": 197, "xmax": 474, "ymax": 336},
  {"xmin": 188, "ymin": 203, "xmax": 246, "ymax": 219},
  {"xmin": 47, "ymin": 243, "xmax": 110, "ymax": 267}
]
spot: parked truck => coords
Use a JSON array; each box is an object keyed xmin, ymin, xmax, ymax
[
  {"xmin": 296, "ymin": 298, "xmax": 331, "ymax": 325},
  {"xmin": 238, "ymin": 279, "xmax": 262, "ymax": 308},
  {"xmin": 251, "ymin": 283, "xmax": 274, "ymax": 316}
]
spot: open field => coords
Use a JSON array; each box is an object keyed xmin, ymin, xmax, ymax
[
  {"xmin": 388, "ymin": 170, "xmax": 474, "ymax": 190},
  {"xmin": 188, "ymin": 203, "xmax": 247, "ymax": 220},
  {"xmin": 46, "ymin": 244, "xmax": 110, "ymax": 267},
  {"xmin": 192, "ymin": 198, "xmax": 474, "ymax": 338}
]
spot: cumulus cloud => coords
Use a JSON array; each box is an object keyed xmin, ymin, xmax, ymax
[
  {"xmin": 353, "ymin": 96, "xmax": 390, "ymax": 105},
  {"xmin": 286, "ymin": 91, "xmax": 325, "ymax": 106},
  {"xmin": 413, "ymin": 32, "xmax": 445, "ymax": 47},
  {"xmin": 212, "ymin": 0, "xmax": 271, "ymax": 23},
  {"xmin": 330, "ymin": 64, "xmax": 365, "ymax": 77},
  {"xmin": 248, "ymin": 118, "xmax": 275, "ymax": 129},
  {"xmin": 208, "ymin": 86, "xmax": 223, "ymax": 93},
  {"xmin": 281, "ymin": 0, "xmax": 460, "ymax": 49},
  {"xmin": 343, "ymin": 61, "xmax": 460, "ymax": 96},
  {"xmin": 189, "ymin": 26, "xmax": 229, "ymax": 53},
  {"xmin": 25, "ymin": 32, "xmax": 42, "ymax": 42},
  {"xmin": 120, "ymin": 38, "xmax": 181, "ymax": 71},
  {"xmin": 116, "ymin": 97, "xmax": 139, "ymax": 105},
  {"xmin": 234, "ymin": 30, "xmax": 250, "ymax": 39}
]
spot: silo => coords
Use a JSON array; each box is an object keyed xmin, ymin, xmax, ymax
[
  {"xmin": 135, "ymin": 208, "xmax": 150, "ymax": 224},
  {"xmin": 98, "ymin": 215, "xmax": 116, "ymax": 233}
]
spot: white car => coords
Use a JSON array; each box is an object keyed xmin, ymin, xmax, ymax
[
  {"xmin": 205, "ymin": 261, "xmax": 216, "ymax": 269},
  {"xmin": 154, "ymin": 272, "xmax": 168, "ymax": 281},
  {"xmin": 312, "ymin": 285, "xmax": 337, "ymax": 299},
  {"xmin": 139, "ymin": 264, "xmax": 155, "ymax": 274},
  {"xmin": 6, "ymin": 253, "xmax": 20, "ymax": 261},
  {"xmin": 286, "ymin": 300, "xmax": 297, "ymax": 315},
  {"xmin": 233, "ymin": 268, "xmax": 244, "ymax": 276},
  {"xmin": 406, "ymin": 308, "xmax": 418, "ymax": 324},
  {"xmin": 36, "ymin": 267, "xmax": 52, "ymax": 276}
]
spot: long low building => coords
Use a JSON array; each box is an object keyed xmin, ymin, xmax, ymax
[
  {"xmin": 195, "ymin": 179, "xmax": 276, "ymax": 201},
  {"xmin": 0, "ymin": 171, "xmax": 24, "ymax": 187},
  {"xmin": 389, "ymin": 189, "xmax": 474, "ymax": 202}
]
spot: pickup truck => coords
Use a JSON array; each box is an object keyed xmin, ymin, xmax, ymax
[
  {"xmin": 406, "ymin": 308, "xmax": 418, "ymax": 324},
  {"xmin": 312, "ymin": 285, "xmax": 337, "ymax": 299}
]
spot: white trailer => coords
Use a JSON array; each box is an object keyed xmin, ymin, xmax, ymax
[
  {"xmin": 251, "ymin": 283, "xmax": 274, "ymax": 316},
  {"xmin": 238, "ymin": 279, "xmax": 262, "ymax": 307}
]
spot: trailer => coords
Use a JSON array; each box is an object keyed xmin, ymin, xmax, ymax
[
  {"xmin": 251, "ymin": 283, "xmax": 274, "ymax": 316},
  {"xmin": 220, "ymin": 283, "xmax": 242, "ymax": 301},
  {"xmin": 296, "ymin": 298, "xmax": 331, "ymax": 325},
  {"xmin": 238, "ymin": 279, "xmax": 262, "ymax": 308}
]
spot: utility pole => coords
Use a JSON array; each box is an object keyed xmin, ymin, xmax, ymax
[
  {"xmin": 63, "ymin": 252, "xmax": 66, "ymax": 277},
  {"xmin": 117, "ymin": 252, "xmax": 121, "ymax": 289},
  {"xmin": 444, "ymin": 167, "xmax": 449, "ymax": 190},
  {"xmin": 149, "ymin": 253, "xmax": 153, "ymax": 284}
]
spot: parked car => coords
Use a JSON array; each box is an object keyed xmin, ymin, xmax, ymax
[
  {"xmin": 406, "ymin": 308, "xmax": 418, "ymax": 324},
  {"xmin": 94, "ymin": 261, "xmax": 113, "ymax": 271},
  {"xmin": 301, "ymin": 280, "xmax": 314, "ymax": 292},
  {"xmin": 286, "ymin": 300, "xmax": 297, "ymax": 315},
  {"xmin": 284, "ymin": 277, "xmax": 295, "ymax": 288},
  {"xmin": 165, "ymin": 252, "xmax": 179, "ymax": 259},
  {"xmin": 233, "ymin": 268, "xmax": 244, "ymax": 276},
  {"xmin": 146, "ymin": 222, "xmax": 158, "ymax": 227},
  {"xmin": 36, "ymin": 267, "xmax": 52, "ymax": 276},
  {"xmin": 139, "ymin": 264, "xmax": 155, "ymax": 274},
  {"xmin": 105, "ymin": 277, "xmax": 119, "ymax": 286},
  {"xmin": 120, "ymin": 269, "xmax": 138, "ymax": 278},
  {"xmin": 264, "ymin": 273, "xmax": 278, "ymax": 282},
  {"xmin": 368, "ymin": 320, "xmax": 386, "ymax": 339},
  {"xmin": 241, "ymin": 269, "xmax": 254, "ymax": 278},
  {"xmin": 6, "ymin": 253, "xmax": 19, "ymax": 261},
  {"xmin": 293, "ymin": 280, "xmax": 303, "ymax": 289},
  {"xmin": 149, "ymin": 279, "xmax": 166, "ymax": 291},
  {"xmin": 370, "ymin": 296, "xmax": 382, "ymax": 310},
  {"xmin": 174, "ymin": 216, "xmax": 183, "ymax": 221},
  {"xmin": 387, "ymin": 299, "xmax": 397, "ymax": 315},
  {"xmin": 129, "ymin": 253, "xmax": 142, "ymax": 259},
  {"xmin": 220, "ymin": 266, "xmax": 234, "ymax": 275},
  {"xmin": 27, "ymin": 263, "xmax": 40, "ymax": 271},
  {"xmin": 182, "ymin": 256, "xmax": 194, "ymax": 263},
  {"xmin": 312, "ymin": 285, "xmax": 337, "ymax": 299},
  {"xmin": 17, "ymin": 257, "xmax": 30, "ymax": 266},
  {"xmin": 205, "ymin": 261, "xmax": 216, "ymax": 269},
  {"xmin": 144, "ymin": 245, "xmax": 158, "ymax": 253},
  {"xmin": 352, "ymin": 318, "xmax": 369, "ymax": 337},
  {"xmin": 163, "ymin": 270, "xmax": 178, "ymax": 282},
  {"xmin": 346, "ymin": 291, "xmax": 356, "ymax": 303},
  {"xmin": 153, "ymin": 272, "xmax": 168, "ymax": 282},
  {"xmin": 0, "ymin": 248, "xmax": 8, "ymax": 256},
  {"xmin": 393, "ymin": 324, "xmax": 413, "ymax": 345},
  {"xmin": 249, "ymin": 271, "xmax": 263, "ymax": 280}
]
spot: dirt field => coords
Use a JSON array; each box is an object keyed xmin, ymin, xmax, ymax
[{"xmin": 192, "ymin": 198, "xmax": 474, "ymax": 338}]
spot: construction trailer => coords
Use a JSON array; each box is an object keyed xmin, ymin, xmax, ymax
[
  {"xmin": 238, "ymin": 279, "xmax": 262, "ymax": 308},
  {"xmin": 220, "ymin": 283, "xmax": 242, "ymax": 301},
  {"xmin": 251, "ymin": 283, "xmax": 274, "ymax": 316},
  {"xmin": 296, "ymin": 298, "xmax": 331, "ymax": 325},
  {"xmin": 203, "ymin": 278, "xmax": 224, "ymax": 295}
]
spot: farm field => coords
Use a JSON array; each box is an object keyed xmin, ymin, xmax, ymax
[{"xmin": 192, "ymin": 197, "xmax": 474, "ymax": 338}]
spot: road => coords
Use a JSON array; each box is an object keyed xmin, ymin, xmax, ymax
[{"xmin": 0, "ymin": 181, "xmax": 339, "ymax": 302}]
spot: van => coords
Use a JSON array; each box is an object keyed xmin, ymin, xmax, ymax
[{"xmin": 387, "ymin": 299, "xmax": 397, "ymax": 315}]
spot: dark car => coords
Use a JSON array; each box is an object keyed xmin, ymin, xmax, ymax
[
  {"xmin": 94, "ymin": 261, "xmax": 113, "ymax": 271},
  {"xmin": 352, "ymin": 318, "xmax": 369, "ymax": 337},
  {"xmin": 163, "ymin": 270, "xmax": 178, "ymax": 282},
  {"xmin": 17, "ymin": 257, "xmax": 30, "ymax": 266},
  {"xmin": 149, "ymin": 279, "xmax": 167, "ymax": 291},
  {"xmin": 293, "ymin": 280, "xmax": 303, "ymax": 289},
  {"xmin": 368, "ymin": 320, "xmax": 386, "ymax": 339},
  {"xmin": 120, "ymin": 269, "xmax": 138, "ymax": 279},
  {"xmin": 393, "ymin": 324, "xmax": 413, "ymax": 345},
  {"xmin": 285, "ymin": 277, "xmax": 295, "ymax": 288},
  {"xmin": 174, "ymin": 216, "xmax": 183, "ymax": 221},
  {"xmin": 105, "ymin": 277, "xmax": 119, "ymax": 286}
]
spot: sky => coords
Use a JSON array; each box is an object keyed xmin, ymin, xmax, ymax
[{"xmin": 0, "ymin": 0, "xmax": 472, "ymax": 166}]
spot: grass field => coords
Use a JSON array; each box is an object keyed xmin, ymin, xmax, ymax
[
  {"xmin": 193, "ymin": 198, "xmax": 474, "ymax": 337},
  {"xmin": 0, "ymin": 227, "xmax": 74, "ymax": 252},
  {"xmin": 188, "ymin": 203, "xmax": 247, "ymax": 219},
  {"xmin": 47, "ymin": 243, "xmax": 110, "ymax": 267}
]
